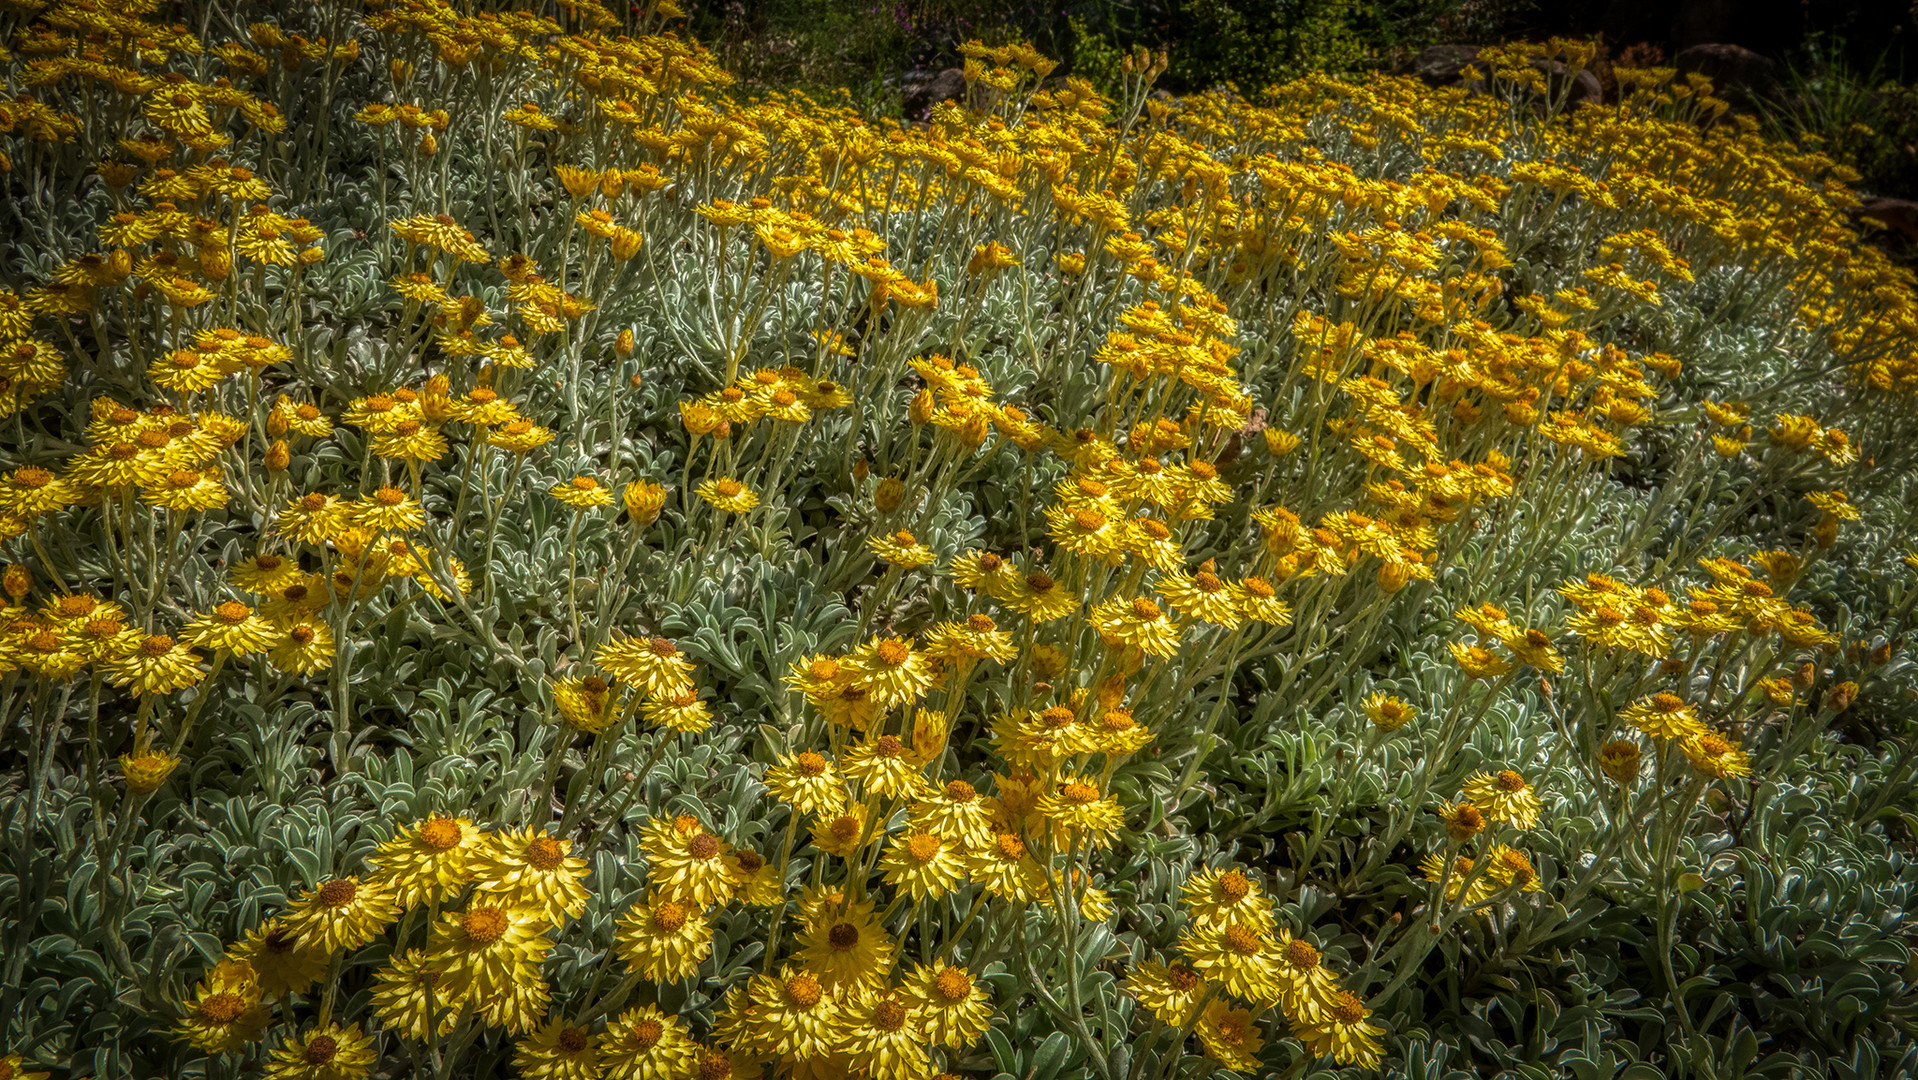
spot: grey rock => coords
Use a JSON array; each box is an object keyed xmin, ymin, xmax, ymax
[
  {"xmin": 903, "ymin": 68, "xmax": 967, "ymax": 122},
  {"xmin": 1850, "ymin": 197, "xmax": 1918, "ymax": 244},
  {"xmin": 1674, "ymin": 43, "xmax": 1777, "ymax": 108}
]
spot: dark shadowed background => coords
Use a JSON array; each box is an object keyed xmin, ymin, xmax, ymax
[{"xmin": 677, "ymin": 0, "xmax": 1918, "ymax": 207}]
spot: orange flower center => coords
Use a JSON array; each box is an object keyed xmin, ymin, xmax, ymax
[
  {"xmin": 214, "ymin": 601, "xmax": 252, "ymax": 624},
  {"xmin": 526, "ymin": 836, "xmax": 565, "ymax": 869},
  {"xmin": 1130, "ymin": 597, "xmax": 1163, "ymax": 621},
  {"xmin": 139, "ymin": 635, "xmax": 174, "ymax": 657},
  {"xmin": 1223, "ymin": 925, "xmax": 1262, "ymax": 955},
  {"xmin": 875, "ymin": 638, "xmax": 911, "ymax": 666},
  {"xmin": 1059, "ymin": 781, "xmax": 1099, "ymax": 805},
  {"xmin": 906, "ymin": 834, "xmax": 941, "ymax": 862},
  {"xmin": 1283, "ymin": 938, "xmax": 1319, "ymax": 969},
  {"xmin": 1495, "ymin": 770, "xmax": 1526, "ymax": 792},
  {"xmin": 873, "ymin": 735, "xmax": 904, "ymax": 757},
  {"xmin": 1218, "ymin": 870, "xmax": 1250, "ymax": 901},
  {"xmin": 1330, "ymin": 991, "xmax": 1367, "ymax": 1025},
  {"xmin": 317, "ymin": 878, "xmax": 357, "ymax": 906},
  {"xmin": 304, "ymin": 1035, "xmax": 339, "ymax": 1064},
  {"xmin": 462, "ymin": 906, "xmax": 509, "ymax": 943},
  {"xmin": 828, "ymin": 922, "xmax": 860, "ymax": 950},
  {"xmin": 687, "ymin": 833, "xmax": 721, "ymax": 860},
  {"xmin": 420, "ymin": 817, "xmax": 462, "ymax": 850},
  {"xmin": 933, "ymin": 967, "xmax": 972, "ymax": 1003},
  {"xmin": 795, "ymin": 751, "xmax": 829, "ymax": 777},
  {"xmin": 944, "ymin": 780, "xmax": 976, "ymax": 802},
  {"xmin": 872, "ymin": 996, "xmax": 908, "ymax": 1030},
  {"xmin": 373, "ymin": 486, "xmax": 405, "ymax": 506},
  {"xmin": 966, "ymin": 613, "xmax": 996, "ymax": 632},
  {"xmin": 557, "ymin": 1027, "xmax": 588, "ymax": 1053},
  {"xmin": 1167, "ymin": 964, "xmax": 1200, "ymax": 991},
  {"xmin": 652, "ymin": 901, "xmax": 688, "ymax": 932},
  {"xmin": 633, "ymin": 1019, "xmax": 663, "ymax": 1047},
  {"xmin": 714, "ymin": 479, "xmax": 743, "ymax": 497},
  {"xmin": 785, "ymin": 974, "xmax": 823, "ymax": 1008},
  {"xmin": 198, "ymin": 991, "xmax": 246, "ymax": 1023}
]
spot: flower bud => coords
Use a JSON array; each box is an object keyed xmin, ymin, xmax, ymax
[
  {"xmin": 1813, "ymin": 513, "xmax": 1839, "ymax": 549},
  {"xmin": 123, "ymin": 751, "xmax": 180, "ymax": 794},
  {"xmin": 615, "ymin": 329, "xmax": 635, "ymax": 357},
  {"xmin": 266, "ymin": 409, "xmax": 288, "ymax": 437},
  {"xmin": 264, "ymin": 439, "xmax": 290, "ymax": 472},
  {"xmin": 908, "ymin": 388, "xmax": 935, "ymax": 426},
  {"xmin": 1597, "ymin": 739, "xmax": 1642, "ymax": 784},
  {"xmin": 420, "ymin": 132, "xmax": 438, "ymax": 157},
  {"xmin": 3, "ymin": 564, "xmax": 30, "ymax": 599},
  {"xmin": 1030, "ymin": 643, "xmax": 1068, "ymax": 679},
  {"xmin": 1827, "ymin": 681, "xmax": 1858, "ymax": 712},
  {"xmin": 1264, "ymin": 428, "xmax": 1300, "ymax": 456},
  {"xmin": 199, "ymin": 247, "xmax": 231, "ymax": 280},
  {"xmin": 960, "ymin": 416, "xmax": 989, "ymax": 450},
  {"xmin": 610, "ymin": 228, "xmax": 643, "ymax": 260},
  {"xmin": 1793, "ymin": 662, "xmax": 1817, "ymax": 689},
  {"xmin": 1441, "ymin": 801, "xmax": 1484, "ymax": 841},
  {"xmin": 1375, "ymin": 561, "xmax": 1411, "ymax": 593},
  {"xmin": 299, "ymin": 245, "xmax": 325, "ymax": 265},
  {"xmin": 390, "ymin": 58, "xmax": 411, "ymax": 84},
  {"xmin": 852, "ymin": 457, "xmax": 870, "ymax": 483},
  {"xmin": 624, "ymin": 481, "xmax": 666, "ymax": 526},
  {"xmin": 874, "ymin": 477, "xmax": 905, "ymax": 514}
]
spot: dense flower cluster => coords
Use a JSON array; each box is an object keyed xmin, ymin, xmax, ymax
[{"xmin": 2, "ymin": 1, "xmax": 1914, "ymax": 1077}]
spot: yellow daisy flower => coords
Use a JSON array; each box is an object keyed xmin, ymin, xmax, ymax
[
  {"xmin": 514, "ymin": 1021, "xmax": 600, "ymax": 1080},
  {"xmin": 1457, "ymin": 770, "xmax": 1541, "ymax": 829},
  {"xmin": 879, "ymin": 830, "xmax": 966, "ymax": 901},
  {"xmin": 552, "ymin": 474, "xmax": 614, "ymax": 509},
  {"xmin": 263, "ymin": 1024, "xmax": 377, "ymax": 1080},
  {"xmin": 466, "ymin": 828, "xmax": 591, "ymax": 924},
  {"xmin": 614, "ymin": 894, "xmax": 713, "ymax": 982},
  {"xmin": 695, "ymin": 477, "xmax": 758, "ymax": 514},
  {"xmin": 282, "ymin": 875, "xmax": 399, "ymax": 953},
  {"xmin": 903, "ymin": 963, "xmax": 992, "ymax": 1050},
  {"xmin": 368, "ymin": 814, "xmax": 481, "ymax": 908}
]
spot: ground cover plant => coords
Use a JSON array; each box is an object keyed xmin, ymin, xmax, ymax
[{"xmin": 2, "ymin": 3, "xmax": 1918, "ymax": 1078}]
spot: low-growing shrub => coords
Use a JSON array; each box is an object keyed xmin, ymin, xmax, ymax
[{"xmin": 0, "ymin": 5, "xmax": 1915, "ymax": 1079}]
